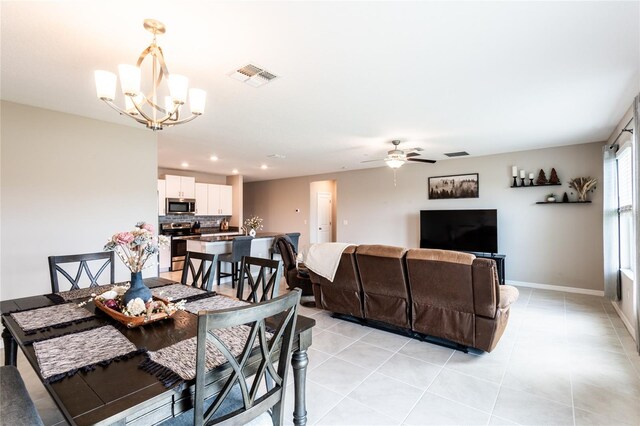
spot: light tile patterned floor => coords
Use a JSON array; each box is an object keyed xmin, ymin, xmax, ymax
[{"xmin": 7, "ymin": 278, "xmax": 640, "ymax": 426}]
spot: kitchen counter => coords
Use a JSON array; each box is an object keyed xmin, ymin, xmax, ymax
[{"xmin": 196, "ymin": 232, "xmax": 282, "ymax": 243}]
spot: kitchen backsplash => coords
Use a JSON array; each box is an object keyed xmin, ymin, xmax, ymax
[{"xmin": 158, "ymin": 215, "xmax": 230, "ymax": 227}]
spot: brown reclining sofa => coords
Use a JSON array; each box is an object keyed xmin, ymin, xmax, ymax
[{"xmin": 308, "ymin": 244, "xmax": 519, "ymax": 352}]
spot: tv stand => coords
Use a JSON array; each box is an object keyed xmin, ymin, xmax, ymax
[{"xmin": 466, "ymin": 252, "xmax": 505, "ymax": 285}]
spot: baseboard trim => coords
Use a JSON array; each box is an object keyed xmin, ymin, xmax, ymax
[
  {"xmin": 506, "ymin": 280, "xmax": 604, "ymax": 297},
  {"xmin": 611, "ymin": 301, "xmax": 637, "ymax": 342}
]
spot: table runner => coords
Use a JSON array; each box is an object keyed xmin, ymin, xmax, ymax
[
  {"xmin": 47, "ymin": 283, "xmax": 118, "ymax": 303},
  {"xmin": 33, "ymin": 325, "xmax": 143, "ymax": 383},
  {"xmin": 10, "ymin": 303, "xmax": 95, "ymax": 334},
  {"xmin": 151, "ymin": 283, "xmax": 209, "ymax": 302}
]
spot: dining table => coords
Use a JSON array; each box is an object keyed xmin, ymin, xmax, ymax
[{"xmin": 0, "ymin": 277, "xmax": 315, "ymax": 426}]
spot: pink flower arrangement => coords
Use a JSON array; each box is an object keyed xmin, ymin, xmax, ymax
[{"xmin": 104, "ymin": 222, "xmax": 169, "ymax": 273}]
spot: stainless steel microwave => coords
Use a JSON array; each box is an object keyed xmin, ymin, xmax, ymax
[{"xmin": 166, "ymin": 198, "xmax": 196, "ymax": 215}]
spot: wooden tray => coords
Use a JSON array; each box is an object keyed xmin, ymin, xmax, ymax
[{"xmin": 94, "ymin": 297, "xmax": 177, "ymax": 328}]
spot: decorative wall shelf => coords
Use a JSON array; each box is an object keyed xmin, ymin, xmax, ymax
[
  {"xmin": 535, "ymin": 201, "xmax": 592, "ymax": 205},
  {"xmin": 511, "ymin": 183, "xmax": 562, "ymax": 188}
]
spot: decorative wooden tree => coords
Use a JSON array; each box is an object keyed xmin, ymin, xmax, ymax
[
  {"xmin": 549, "ymin": 168, "xmax": 560, "ymax": 184},
  {"xmin": 562, "ymin": 192, "xmax": 569, "ymax": 202},
  {"xmin": 536, "ymin": 169, "xmax": 548, "ymax": 185}
]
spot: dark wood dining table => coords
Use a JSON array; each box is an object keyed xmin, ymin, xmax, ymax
[{"xmin": 0, "ymin": 277, "xmax": 315, "ymax": 425}]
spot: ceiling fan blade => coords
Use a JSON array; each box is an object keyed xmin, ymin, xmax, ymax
[
  {"xmin": 407, "ymin": 158, "xmax": 437, "ymax": 164},
  {"xmin": 360, "ymin": 158, "xmax": 384, "ymax": 163},
  {"xmin": 405, "ymin": 147, "xmax": 424, "ymax": 153},
  {"xmin": 406, "ymin": 152, "xmax": 421, "ymax": 158}
]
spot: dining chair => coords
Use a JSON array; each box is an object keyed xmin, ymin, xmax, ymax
[
  {"xmin": 0, "ymin": 366, "xmax": 44, "ymax": 426},
  {"xmin": 48, "ymin": 251, "xmax": 115, "ymax": 293},
  {"xmin": 217, "ymin": 236, "xmax": 253, "ymax": 288},
  {"xmin": 181, "ymin": 251, "xmax": 217, "ymax": 292},
  {"xmin": 237, "ymin": 256, "xmax": 282, "ymax": 303},
  {"xmin": 187, "ymin": 289, "xmax": 301, "ymax": 426}
]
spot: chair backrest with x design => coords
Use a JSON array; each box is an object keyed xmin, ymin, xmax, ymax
[
  {"xmin": 181, "ymin": 251, "xmax": 218, "ymax": 291},
  {"xmin": 48, "ymin": 251, "xmax": 115, "ymax": 293},
  {"xmin": 194, "ymin": 289, "xmax": 301, "ymax": 426},
  {"xmin": 237, "ymin": 257, "xmax": 282, "ymax": 303}
]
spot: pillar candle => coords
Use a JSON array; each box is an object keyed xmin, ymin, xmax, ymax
[
  {"xmin": 512, "ymin": 166, "xmax": 518, "ymax": 177},
  {"xmin": 520, "ymin": 170, "xmax": 525, "ymax": 179},
  {"xmin": 529, "ymin": 173, "xmax": 534, "ymax": 179}
]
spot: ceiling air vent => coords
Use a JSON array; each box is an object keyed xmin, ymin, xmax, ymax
[
  {"xmin": 444, "ymin": 151, "xmax": 470, "ymax": 157},
  {"xmin": 229, "ymin": 64, "xmax": 278, "ymax": 87}
]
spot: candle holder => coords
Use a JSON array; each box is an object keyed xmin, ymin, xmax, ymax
[
  {"xmin": 529, "ymin": 178, "xmax": 534, "ymax": 186},
  {"xmin": 512, "ymin": 176, "xmax": 518, "ymax": 187},
  {"xmin": 520, "ymin": 178, "xmax": 526, "ymax": 186}
]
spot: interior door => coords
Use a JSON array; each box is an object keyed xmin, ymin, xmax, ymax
[{"xmin": 317, "ymin": 192, "xmax": 332, "ymax": 243}]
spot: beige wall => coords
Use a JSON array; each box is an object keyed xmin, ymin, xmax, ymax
[
  {"xmin": 245, "ymin": 142, "xmax": 605, "ymax": 291},
  {"xmin": 1, "ymin": 102, "xmax": 158, "ymax": 300}
]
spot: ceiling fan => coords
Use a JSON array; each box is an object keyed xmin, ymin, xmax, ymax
[{"xmin": 362, "ymin": 140, "xmax": 436, "ymax": 169}]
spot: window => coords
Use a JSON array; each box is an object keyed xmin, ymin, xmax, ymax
[{"xmin": 617, "ymin": 143, "xmax": 635, "ymax": 271}]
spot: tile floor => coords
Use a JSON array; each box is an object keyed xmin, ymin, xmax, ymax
[{"xmin": 6, "ymin": 277, "xmax": 640, "ymax": 426}]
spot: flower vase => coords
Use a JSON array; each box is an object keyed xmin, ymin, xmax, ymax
[
  {"xmin": 249, "ymin": 228, "xmax": 257, "ymax": 237},
  {"xmin": 123, "ymin": 272, "xmax": 152, "ymax": 305}
]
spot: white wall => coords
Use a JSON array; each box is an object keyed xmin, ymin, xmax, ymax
[
  {"xmin": 245, "ymin": 142, "xmax": 604, "ymax": 292},
  {"xmin": 158, "ymin": 167, "xmax": 227, "ymax": 185},
  {"xmin": 1, "ymin": 101, "xmax": 158, "ymax": 300}
]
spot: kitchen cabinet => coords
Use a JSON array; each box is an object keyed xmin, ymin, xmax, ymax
[
  {"xmin": 157, "ymin": 179, "xmax": 166, "ymax": 216},
  {"xmin": 207, "ymin": 184, "xmax": 233, "ymax": 216},
  {"xmin": 165, "ymin": 175, "xmax": 195, "ymax": 199},
  {"xmin": 195, "ymin": 183, "xmax": 208, "ymax": 215}
]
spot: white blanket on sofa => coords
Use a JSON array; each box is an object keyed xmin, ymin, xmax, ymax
[{"xmin": 305, "ymin": 243, "xmax": 354, "ymax": 282}]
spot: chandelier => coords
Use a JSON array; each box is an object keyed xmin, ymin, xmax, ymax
[{"xmin": 94, "ymin": 19, "xmax": 205, "ymax": 131}]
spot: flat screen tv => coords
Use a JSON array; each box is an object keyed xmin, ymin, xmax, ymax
[{"xmin": 420, "ymin": 209, "xmax": 498, "ymax": 254}]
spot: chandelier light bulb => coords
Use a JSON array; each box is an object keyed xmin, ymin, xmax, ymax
[
  {"xmin": 168, "ymin": 74, "xmax": 189, "ymax": 104},
  {"xmin": 189, "ymin": 88, "xmax": 206, "ymax": 115},
  {"xmin": 118, "ymin": 64, "xmax": 141, "ymax": 96},
  {"xmin": 164, "ymin": 96, "xmax": 175, "ymax": 114},
  {"xmin": 94, "ymin": 70, "xmax": 116, "ymax": 100}
]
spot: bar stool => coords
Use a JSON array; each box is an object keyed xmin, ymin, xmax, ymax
[{"xmin": 217, "ymin": 236, "xmax": 253, "ymax": 288}]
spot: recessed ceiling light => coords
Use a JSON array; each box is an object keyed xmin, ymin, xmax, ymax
[
  {"xmin": 267, "ymin": 154, "xmax": 286, "ymax": 159},
  {"xmin": 181, "ymin": 162, "xmax": 189, "ymax": 167},
  {"xmin": 261, "ymin": 164, "xmax": 268, "ymax": 170},
  {"xmin": 209, "ymin": 155, "xmax": 218, "ymax": 161},
  {"xmin": 232, "ymin": 169, "xmax": 239, "ymax": 174}
]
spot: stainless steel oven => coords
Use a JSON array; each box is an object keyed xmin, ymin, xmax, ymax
[
  {"xmin": 160, "ymin": 222, "xmax": 194, "ymax": 271},
  {"xmin": 166, "ymin": 198, "xmax": 196, "ymax": 215}
]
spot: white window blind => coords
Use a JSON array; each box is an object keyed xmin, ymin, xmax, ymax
[
  {"xmin": 617, "ymin": 147, "xmax": 633, "ymax": 210},
  {"xmin": 617, "ymin": 144, "xmax": 634, "ymax": 271}
]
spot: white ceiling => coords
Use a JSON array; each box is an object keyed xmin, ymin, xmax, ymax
[{"xmin": 2, "ymin": 1, "xmax": 639, "ymax": 182}]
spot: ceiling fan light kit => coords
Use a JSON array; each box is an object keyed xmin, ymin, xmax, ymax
[
  {"xmin": 94, "ymin": 19, "xmax": 206, "ymax": 131},
  {"xmin": 365, "ymin": 140, "xmax": 437, "ymax": 169}
]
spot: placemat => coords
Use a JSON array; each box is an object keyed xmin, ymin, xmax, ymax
[
  {"xmin": 152, "ymin": 284, "xmax": 209, "ymax": 302},
  {"xmin": 33, "ymin": 325, "xmax": 143, "ymax": 383},
  {"xmin": 10, "ymin": 303, "xmax": 95, "ymax": 334},
  {"xmin": 141, "ymin": 324, "xmax": 272, "ymax": 388},
  {"xmin": 183, "ymin": 295, "xmax": 249, "ymax": 315}
]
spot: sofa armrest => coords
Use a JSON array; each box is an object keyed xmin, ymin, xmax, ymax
[
  {"xmin": 472, "ymin": 258, "xmax": 499, "ymax": 318},
  {"xmin": 498, "ymin": 285, "xmax": 519, "ymax": 309}
]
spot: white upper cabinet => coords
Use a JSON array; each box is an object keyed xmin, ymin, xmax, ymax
[
  {"xmin": 195, "ymin": 183, "xmax": 208, "ymax": 216},
  {"xmin": 207, "ymin": 184, "xmax": 233, "ymax": 216},
  {"xmin": 219, "ymin": 185, "xmax": 233, "ymax": 215},
  {"xmin": 165, "ymin": 175, "xmax": 195, "ymax": 198},
  {"xmin": 157, "ymin": 179, "xmax": 166, "ymax": 216}
]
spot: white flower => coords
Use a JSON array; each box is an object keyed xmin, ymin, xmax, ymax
[
  {"xmin": 99, "ymin": 290, "xmax": 118, "ymax": 300},
  {"xmin": 126, "ymin": 298, "xmax": 147, "ymax": 316}
]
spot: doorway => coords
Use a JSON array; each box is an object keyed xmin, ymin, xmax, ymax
[{"xmin": 309, "ymin": 180, "xmax": 337, "ymax": 244}]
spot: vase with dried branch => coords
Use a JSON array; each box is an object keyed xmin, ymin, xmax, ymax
[{"xmin": 568, "ymin": 177, "xmax": 597, "ymax": 202}]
